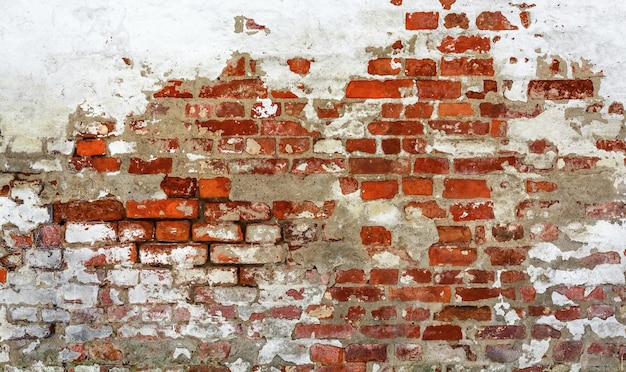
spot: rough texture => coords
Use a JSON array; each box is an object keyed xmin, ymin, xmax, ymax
[{"xmin": 1, "ymin": 1, "xmax": 626, "ymax": 371}]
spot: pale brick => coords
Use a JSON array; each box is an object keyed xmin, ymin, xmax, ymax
[
  {"xmin": 65, "ymin": 222, "xmax": 117, "ymax": 244},
  {"xmin": 106, "ymin": 269, "xmax": 139, "ymax": 287},
  {"xmin": 10, "ymin": 307, "xmax": 38, "ymax": 322},
  {"xmin": 210, "ymin": 244, "xmax": 286, "ymax": 264},
  {"xmin": 42, "ymin": 308, "xmax": 71, "ymax": 323},
  {"xmin": 245, "ymin": 223, "xmax": 282, "ymax": 243},
  {"xmin": 24, "ymin": 248, "xmax": 62, "ymax": 269}
]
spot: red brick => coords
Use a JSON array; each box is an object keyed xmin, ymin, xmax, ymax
[
  {"xmin": 198, "ymin": 177, "xmax": 231, "ymax": 199},
  {"xmin": 271, "ymin": 305, "xmax": 302, "ymax": 320},
  {"xmin": 349, "ymin": 158, "xmax": 411, "ymax": 174},
  {"xmin": 261, "ymin": 120, "xmax": 320, "ymax": 136},
  {"xmin": 414, "ymin": 158, "xmax": 449, "ymax": 174},
  {"xmin": 586, "ymin": 202, "xmax": 626, "ymax": 218},
  {"xmin": 437, "ymin": 226, "xmax": 471, "ymax": 244},
  {"xmin": 429, "ymin": 120, "xmax": 489, "ymax": 135},
  {"xmin": 520, "ymin": 286, "xmax": 536, "ymax": 303},
  {"xmin": 402, "ymin": 307, "xmax": 430, "ymax": 321},
  {"xmin": 361, "ymin": 180, "xmax": 398, "ymax": 200},
  {"xmin": 554, "ymin": 286, "xmax": 606, "ymax": 301},
  {"xmin": 531, "ymin": 324, "xmax": 561, "ymax": 339},
  {"xmin": 597, "ymin": 139, "xmax": 626, "ymax": 152},
  {"xmin": 580, "ymin": 252, "xmax": 620, "ymax": 266},
  {"xmin": 287, "ymin": 58, "xmax": 312, "ymax": 75},
  {"xmin": 444, "ymin": 179, "xmax": 491, "ymax": 199},
  {"xmin": 153, "ymin": 80, "xmax": 193, "ymax": 98},
  {"xmin": 317, "ymin": 365, "xmax": 365, "ymax": 372},
  {"xmin": 294, "ymin": 324, "xmax": 354, "ymax": 339},
  {"xmin": 405, "ymin": 59, "xmax": 437, "ymax": 77},
  {"xmin": 492, "ymin": 223, "xmax": 524, "ymax": 242},
  {"xmin": 0, "ymin": 268, "xmax": 6, "ymax": 283},
  {"xmin": 199, "ymin": 341, "xmax": 231, "ymax": 361},
  {"xmin": 389, "ymin": 286, "xmax": 451, "ymax": 302},
  {"xmin": 310, "ymin": 344, "xmax": 343, "ymax": 363},
  {"xmin": 155, "ymin": 220, "xmax": 190, "ymax": 242},
  {"xmin": 485, "ymin": 246, "xmax": 530, "ymax": 266},
  {"xmin": 345, "ymin": 138, "xmax": 375, "ymax": 154},
  {"xmin": 402, "ymin": 138, "xmax": 428, "ymax": 154},
  {"xmin": 444, "ymin": 13, "xmax": 470, "ymax": 29},
  {"xmin": 476, "ymin": 326, "xmax": 526, "ymax": 339},
  {"xmin": 53, "ymin": 199, "xmax": 124, "ymax": 222},
  {"xmin": 406, "ymin": 12, "xmax": 439, "ymax": 30},
  {"xmin": 422, "ymin": 325, "xmax": 462, "ymax": 340},
  {"xmin": 368, "ymin": 58, "xmax": 401, "ymax": 75},
  {"xmin": 192, "ymin": 222, "xmax": 243, "ymax": 242},
  {"xmin": 128, "ymin": 158, "xmax": 172, "ymax": 174},
  {"xmin": 36, "ymin": 224, "xmax": 62, "ymax": 248},
  {"xmin": 416, "ymin": 80, "xmax": 462, "ymax": 100},
  {"xmin": 370, "ymin": 269, "xmax": 398, "ymax": 285},
  {"xmin": 246, "ymin": 138, "xmax": 276, "ymax": 155},
  {"xmin": 402, "ymin": 178, "xmax": 433, "ymax": 196},
  {"xmin": 196, "ymin": 120, "xmax": 258, "ymax": 136},
  {"xmin": 491, "ymin": 120, "xmax": 507, "ymax": 137},
  {"xmin": 553, "ymin": 341, "xmax": 583, "ymax": 362},
  {"xmin": 526, "ymin": 180, "xmax": 558, "ymax": 193},
  {"xmin": 554, "ymin": 306, "xmax": 581, "ymax": 321},
  {"xmin": 75, "ymin": 157, "xmax": 121, "ymax": 173},
  {"xmin": 480, "ymin": 102, "xmax": 542, "ymax": 118},
  {"xmin": 456, "ymin": 288, "xmax": 515, "ymax": 302},
  {"xmin": 76, "ymin": 139, "xmax": 106, "ymax": 156},
  {"xmin": 441, "ymin": 57, "xmax": 494, "ymax": 76},
  {"xmin": 127, "ymin": 199, "xmax": 199, "ymax": 219},
  {"xmin": 360, "ymin": 324, "xmax": 420, "ymax": 339},
  {"xmin": 228, "ymin": 159, "xmax": 289, "ymax": 174},
  {"xmin": 437, "ymin": 103, "xmax": 475, "ymax": 117},
  {"xmin": 395, "ymin": 344, "xmax": 422, "ymax": 361},
  {"xmin": 205, "ymin": 202, "xmax": 270, "ymax": 221},
  {"xmin": 119, "ymin": 221, "xmax": 154, "ymax": 243},
  {"xmin": 429, "ymin": 246, "xmax": 477, "ymax": 266},
  {"xmin": 345, "ymin": 344, "xmax": 387, "ymax": 362},
  {"xmin": 528, "ymin": 80, "xmax": 594, "ymax": 100},
  {"xmin": 199, "ymin": 79, "xmax": 267, "ymax": 99},
  {"xmin": 476, "ymin": 11, "xmax": 518, "ymax": 30},
  {"xmin": 210, "ymin": 244, "xmax": 285, "ymax": 264},
  {"xmin": 217, "ymin": 137, "xmax": 245, "ymax": 154},
  {"xmin": 405, "ymin": 102, "xmax": 434, "ymax": 118},
  {"xmin": 454, "ymin": 156, "xmax": 519, "ymax": 174},
  {"xmin": 326, "ymin": 287, "xmax": 385, "ymax": 302},
  {"xmin": 339, "ymin": 177, "xmax": 359, "ymax": 195},
  {"xmin": 438, "ymin": 35, "xmax": 490, "ymax": 53},
  {"xmin": 450, "ymin": 201, "xmax": 495, "ymax": 221},
  {"xmin": 345, "ymin": 80, "xmax": 415, "ymax": 99},
  {"xmin": 371, "ymin": 306, "xmax": 397, "ymax": 320},
  {"xmin": 160, "ymin": 177, "xmax": 197, "ymax": 198},
  {"xmin": 382, "ymin": 103, "xmax": 402, "ymax": 118},
  {"xmin": 434, "ymin": 306, "xmax": 491, "ymax": 321},
  {"xmin": 278, "ymin": 138, "xmax": 310, "ymax": 154},
  {"xmin": 140, "ymin": 243, "xmax": 207, "ymax": 266},
  {"xmin": 587, "ymin": 305, "xmax": 615, "ymax": 320},
  {"xmin": 500, "ymin": 270, "xmax": 528, "ymax": 283},
  {"xmin": 560, "ymin": 156, "xmax": 599, "ymax": 171},
  {"xmin": 360, "ymin": 226, "xmax": 391, "ymax": 246},
  {"xmin": 185, "ymin": 103, "xmax": 213, "ymax": 119},
  {"xmin": 273, "ymin": 200, "xmax": 335, "ymax": 219},
  {"xmin": 381, "ymin": 138, "xmax": 401, "ymax": 154},
  {"xmin": 336, "ymin": 269, "xmax": 367, "ymax": 284},
  {"xmin": 292, "ymin": 158, "xmax": 346, "ymax": 174},
  {"xmin": 214, "ymin": 102, "xmax": 245, "ymax": 118},
  {"xmin": 368, "ymin": 120, "xmax": 424, "ymax": 135},
  {"xmin": 83, "ymin": 244, "xmax": 138, "ymax": 267}
]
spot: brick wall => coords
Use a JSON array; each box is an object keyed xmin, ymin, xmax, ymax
[{"xmin": 1, "ymin": 1, "xmax": 626, "ymax": 370}]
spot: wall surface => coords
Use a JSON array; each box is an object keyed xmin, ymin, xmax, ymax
[{"xmin": 1, "ymin": 1, "xmax": 626, "ymax": 370}]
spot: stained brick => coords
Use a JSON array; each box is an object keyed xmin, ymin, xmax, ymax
[
  {"xmin": 476, "ymin": 325, "xmax": 526, "ymax": 339},
  {"xmin": 368, "ymin": 121, "xmax": 424, "ymax": 136},
  {"xmin": 389, "ymin": 286, "xmax": 451, "ymax": 302},
  {"xmin": 273, "ymin": 201, "xmax": 335, "ymax": 219},
  {"xmin": 126, "ymin": 199, "xmax": 199, "ymax": 219},
  {"xmin": 429, "ymin": 246, "xmax": 477, "ymax": 266},
  {"xmin": 476, "ymin": 11, "xmax": 518, "ymax": 30},
  {"xmin": 360, "ymin": 324, "xmax": 420, "ymax": 339},
  {"xmin": 129, "ymin": 158, "xmax": 173, "ymax": 174},
  {"xmin": 140, "ymin": 243, "xmax": 207, "ymax": 266},
  {"xmin": 54, "ymin": 199, "xmax": 125, "ymax": 222},
  {"xmin": 294, "ymin": 324, "xmax": 355, "ymax": 339},
  {"xmin": 422, "ymin": 325, "xmax": 462, "ymax": 340},
  {"xmin": 199, "ymin": 79, "xmax": 267, "ymax": 99},
  {"xmin": 160, "ymin": 177, "xmax": 198, "ymax": 198},
  {"xmin": 528, "ymin": 80, "xmax": 594, "ymax": 100},
  {"xmin": 349, "ymin": 158, "xmax": 411, "ymax": 174},
  {"xmin": 310, "ymin": 344, "xmax": 344, "ymax": 363},
  {"xmin": 345, "ymin": 343, "xmax": 387, "ymax": 362},
  {"xmin": 192, "ymin": 223, "xmax": 243, "ymax": 242},
  {"xmin": 196, "ymin": 120, "xmax": 258, "ymax": 136},
  {"xmin": 434, "ymin": 306, "xmax": 491, "ymax": 321}
]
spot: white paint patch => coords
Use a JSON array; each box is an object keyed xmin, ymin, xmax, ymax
[
  {"xmin": 30, "ymin": 159, "xmax": 62, "ymax": 172},
  {"xmin": 518, "ymin": 339, "xmax": 550, "ymax": 369},
  {"xmin": 65, "ymin": 222, "xmax": 117, "ymax": 244},
  {"xmin": 108, "ymin": 140, "xmax": 137, "ymax": 155},
  {"xmin": 0, "ymin": 187, "xmax": 49, "ymax": 233},
  {"xmin": 172, "ymin": 347, "xmax": 191, "ymax": 360}
]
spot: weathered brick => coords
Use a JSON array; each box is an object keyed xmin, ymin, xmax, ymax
[
  {"xmin": 476, "ymin": 325, "xmax": 526, "ymax": 339},
  {"xmin": 368, "ymin": 58, "xmax": 401, "ymax": 75},
  {"xmin": 429, "ymin": 120, "xmax": 489, "ymax": 135},
  {"xmin": 345, "ymin": 80, "xmax": 414, "ymax": 99},
  {"xmin": 349, "ymin": 158, "xmax": 411, "ymax": 174},
  {"xmin": 476, "ymin": 11, "xmax": 518, "ymax": 30},
  {"xmin": 553, "ymin": 341, "xmax": 583, "ymax": 362},
  {"xmin": 417, "ymin": 80, "xmax": 462, "ymax": 100},
  {"xmin": 310, "ymin": 344, "xmax": 344, "ymax": 363},
  {"xmin": 345, "ymin": 343, "xmax": 387, "ymax": 362},
  {"xmin": 422, "ymin": 325, "xmax": 462, "ymax": 340},
  {"xmin": 229, "ymin": 158, "xmax": 289, "ymax": 174},
  {"xmin": 361, "ymin": 180, "xmax": 398, "ymax": 200},
  {"xmin": 155, "ymin": 220, "xmax": 190, "ymax": 242},
  {"xmin": 127, "ymin": 199, "xmax": 198, "ymax": 219},
  {"xmin": 441, "ymin": 57, "xmax": 494, "ymax": 76},
  {"xmin": 160, "ymin": 177, "xmax": 197, "ymax": 198},
  {"xmin": 368, "ymin": 120, "xmax": 424, "ymax": 135},
  {"xmin": 528, "ymin": 80, "xmax": 594, "ymax": 100},
  {"xmin": 445, "ymin": 12, "xmax": 470, "ymax": 29},
  {"xmin": 531, "ymin": 324, "xmax": 561, "ymax": 339},
  {"xmin": 36, "ymin": 224, "xmax": 63, "ymax": 248},
  {"xmin": 485, "ymin": 246, "xmax": 530, "ymax": 265},
  {"xmin": 437, "ymin": 226, "xmax": 472, "ymax": 245},
  {"xmin": 65, "ymin": 222, "xmax": 117, "ymax": 244},
  {"xmin": 406, "ymin": 12, "xmax": 439, "ymax": 30},
  {"xmin": 292, "ymin": 158, "xmax": 345, "ymax": 174},
  {"xmin": 273, "ymin": 200, "xmax": 335, "ymax": 219},
  {"xmin": 434, "ymin": 306, "xmax": 491, "ymax": 321},
  {"xmin": 402, "ymin": 307, "xmax": 430, "ymax": 321},
  {"xmin": 119, "ymin": 221, "xmax": 154, "ymax": 243},
  {"xmin": 261, "ymin": 120, "xmax": 320, "ymax": 136},
  {"xmin": 128, "ymin": 158, "xmax": 173, "ymax": 174},
  {"xmin": 205, "ymin": 201, "xmax": 270, "ymax": 221},
  {"xmin": 360, "ymin": 324, "xmax": 420, "ymax": 339},
  {"xmin": 371, "ymin": 306, "xmax": 397, "ymax": 320},
  {"xmin": 389, "ymin": 286, "xmax": 451, "ymax": 302},
  {"xmin": 294, "ymin": 324, "xmax": 355, "ymax": 339},
  {"xmin": 336, "ymin": 269, "xmax": 367, "ymax": 284},
  {"xmin": 154, "ymin": 80, "xmax": 193, "ymax": 98},
  {"xmin": 450, "ymin": 201, "xmax": 495, "ymax": 221},
  {"xmin": 360, "ymin": 226, "xmax": 392, "ymax": 246},
  {"xmin": 192, "ymin": 222, "xmax": 242, "ymax": 242},
  {"xmin": 395, "ymin": 344, "xmax": 422, "ymax": 361},
  {"xmin": 454, "ymin": 156, "xmax": 519, "ymax": 174},
  {"xmin": 54, "ymin": 199, "xmax": 124, "ymax": 222},
  {"xmin": 405, "ymin": 102, "xmax": 434, "ymax": 118},
  {"xmin": 199, "ymin": 79, "xmax": 267, "ymax": 99},
  {"xmin": 429, "ymin": 246, "xmax": 477, "ymax": 266},
  {"xmin": 369, "ymin": 268, "xmax": 399, "ymax": 285},
  {"xmin": 140, "ymin": 243, "xmax": 208, "ymax": 266},
  {"xmin": 196, "ymin": 119, "xmax": 258, "ymax": 136},
  {"xmin": 326, "ymin": 287, "xmax": 385, "ymax": 302},
  {"xmin": 438, "ymin": 35, "xmax": 490, "ymax": 53},
  {"xmin": 210, "ymin": 244, "xmax": 285, "ymax": 264}
]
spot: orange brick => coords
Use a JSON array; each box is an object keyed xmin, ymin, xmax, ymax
[
  {"xmin": 156, "ymin": 220, "xmax": 190, "ymax": 242},
  {"xmin": 198, "ymin": 177, "xmax": 231, "ymax": 199}
]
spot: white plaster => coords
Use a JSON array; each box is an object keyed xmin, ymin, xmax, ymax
[
  {"xmin": 108, "ymin": 140, "xmax": 137, "ymax": 155},
  {"xmin": 30, "ymin": 159, "xmax": 62, "ymax": 172},
  {"xmin": 65, "ymin": 222, "xmax": 117, "ymax": 244},
  {"xmin": 518, "ymin": 339, "xmax": 550, "ymax": 369},
  {"xmin": 0, "ymin": 187, "xmax": 49, "ymax": 233}
]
